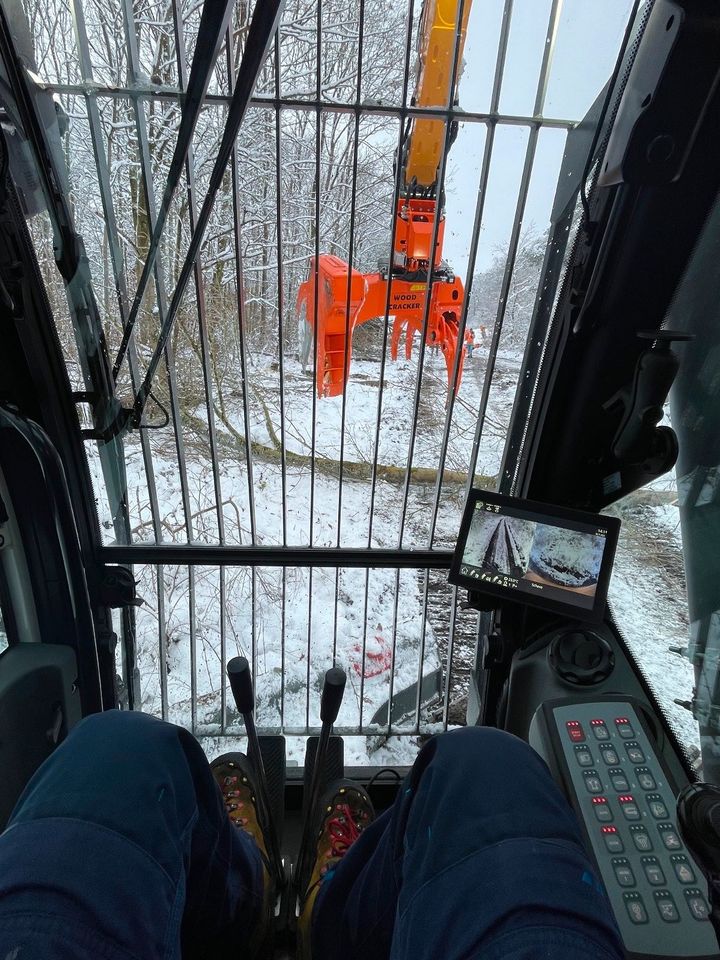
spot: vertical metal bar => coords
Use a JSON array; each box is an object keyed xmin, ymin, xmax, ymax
[
  {"xmin": 358, "ymin": 567, "xmax": 370, "ymax": 733},
  {"xmin": 220, "ymin": 564, "xmax": 227, "ymax": 733},
  {"xmin": 251, "ymin": 566, "xmax": 258, "ymax": 721},
  {"xmin": 386, "ymin": 565, "xmax": 403, "ymax": 733},
  {"xmin": 280, "ymin": 566, "xmax": 286, "ymax": 728},
  {"xmin": 464, "ymin": 0, "xmax": 563, "ymax": 500},
  {"xmin": 173, "ymin": 4, "xmax": 226, "ymax": 546},
  {"xmin": 413, "ymin": 567, "xmax": 431, "ymax": 729},
  {"xmin": 158, "ymin": 565, "xmax": 168, "ymax": 720},
  {"xmin": 273, "ymin": 40, "xmax": 288, "ymax": 548},
  {"xmin": 306, "ymin": 567, "xmax": 313, "ymax": 730},
  {"xmin": 308, "ymin": 0, "xmax": 322, "ymax": 549},
  {"xmin": 332, "ymin": 0, "xmax": 365, "ymax": 665},
  {"xmin": 69, "ymin": 0, "xmax": 162, "ymax": 545},
  {"xmin": 227, "ymin": 28, "xmax": 257, "ymax": 545},
  {"xmin": 119, "ymin": 0, "xmax": 194, "ymax": 548},
  {"xmin": 305, "ymin": 0, "xmax": 323, "ymax": 726},
  {"xmin": 189, "ymin": 565, "xmax": 197, "ymax": 732},
  {"xmin": 426, "ymin": 0, "xmax": 514, "ymax": 548},
  {"xmin": 442, "ymin": 584, "xmax": 460, "ymax": 728}
]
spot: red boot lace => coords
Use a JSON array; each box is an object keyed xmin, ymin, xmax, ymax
[{"xmin": 326, "ymin": 802, "xmax": 363, "ymax": 860}]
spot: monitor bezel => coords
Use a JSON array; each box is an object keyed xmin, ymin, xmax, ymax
[{"xmin": 448, "ymin": 489, "xmax": 621, "ymax": 622}]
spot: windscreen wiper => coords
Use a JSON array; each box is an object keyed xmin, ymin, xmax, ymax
[
  {"xmin": 128, "ymin": 0, "xmax": 284, "ymax": 428},
  {"xmin": 112, "ymin": 0, "xmax": 236, "ymax": 381}
]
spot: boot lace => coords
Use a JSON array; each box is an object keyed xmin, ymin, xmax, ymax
[{"xmin": 326, "ymin": 802, "xmax": 364, "ymax": 861}]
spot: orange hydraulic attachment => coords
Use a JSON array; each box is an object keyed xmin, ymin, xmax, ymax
[
  {"xmin": 297, "ymin": 253, "xmax": 464, "ymax": 398},
  {"xmin": 296, "ymin": 0, "xmax": 470, "ymax": 398}
]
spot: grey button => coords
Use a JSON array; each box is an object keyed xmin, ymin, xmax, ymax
[
  {"xmin": 593, "ymin": 801, "xmax": 613, "ymax": 822},
  {"xmin": 630, "ymin": 827, "xmax": 653, "ymax": 852},
  {"xmin": 584, "ymin": 772, "xmax": 603, "ymax": 794},
  {"xmin": 685, "ymin": 891, "xmax": 710, "ymax": 921},
  {"xmin": 648, "ymin": 798, "xmax": 669, "ymax": 820},
  {"xmin": 641, "ymin": 859, "xmax": 665, "ymax": 885},
  {"xmin": 658, "ymin": 827, "xmax": 682, "ymax": 850},
  {"xmin": 625, "ymin": 743, "xmax": 645, "ymax": 763},
  {"xmin": 616, "ymin": 719, "xmax": 635, "ymax": 739},
  {"xmin": 655, "ymin": 894, "xmax": 680, "ymax": 923},
  {"xmin": 603, "ymin": 831, "xmax": 624, "ymax": 853},
  {"xmin": 609, "ymin": 770, "xmax": 629, "ymax": 792},
  {"xmin": 591, "ymin": 721, "xmax": 610, "ymax": 741},
  {"xmin": 600, "ymin": 746, "xmax": 619, "ymax": 765},
  {"xmin": 574, "ymin": 747, "xmax": 594, "ymax": 767},
  {"xmin": 672, "ymin": 857, "xmax": 695, "ymax": 884},
  {"xmin": 612, "ymin": 859, "xmax": 635, "ymax": 887},
  {"xmin": 636, "ymin": 768, "xmax": 656, "ymax": 790},
  {"xmin": 624, "ymin": 894, "xmax": 648, "ymax": 924},
  {"xmin": 621, "ymin": 802, "xmax": 640, "ymax": 821}
]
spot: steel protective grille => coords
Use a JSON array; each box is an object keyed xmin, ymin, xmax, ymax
[{"xmin": 4, "ymin": 0, "xmax": 635, "ymax": 753}]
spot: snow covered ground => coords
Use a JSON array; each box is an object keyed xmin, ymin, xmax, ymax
[{"xmin": 88, "ymin": 343, "xmax": 700, "ymax": 766}]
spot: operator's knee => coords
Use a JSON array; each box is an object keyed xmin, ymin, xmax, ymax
[
  {"xmin": 408, "ymin": 725, "xmax": 583, "ymax": 848},
  {"xmin": 427, "ymin": 725, "xmax": 545, "ymax": 783}
]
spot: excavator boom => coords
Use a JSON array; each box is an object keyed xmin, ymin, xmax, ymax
[
  {"xmin": 404, "ymin": 0, "xmax": 471, "ymax": 190},
  {"xmin": 297, "ymin": 0, "xmax": 471, "ymax": 398}
]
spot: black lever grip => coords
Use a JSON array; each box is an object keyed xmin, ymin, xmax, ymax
[
  {"xmin": 227, "ymin": 656, "xmax": 254, "ymax": 715},
  {"xmin": 320, "ymin": 667, "xmax": 346, "ymax": 723}
]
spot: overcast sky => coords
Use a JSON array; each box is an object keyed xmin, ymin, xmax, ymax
[{"xmin": 443, "ymin": 0, "xmax": 634, "ymax": 274}]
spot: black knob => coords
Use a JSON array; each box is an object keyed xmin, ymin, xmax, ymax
[
  {"xmin": 549, "ymin": 630, "xmax": 615, "ymax": 685},
  {"xmin": 320, "ymin": 667, "xmax": 346, "ymax": 723},
  {"xmin": 227, "ymin": 656, "xmax": 254, "ymax": 714}
]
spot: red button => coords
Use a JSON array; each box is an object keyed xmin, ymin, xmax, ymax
[{"xmin": 566, "ymin": 721, "xmax": 586, "ymax": 742}]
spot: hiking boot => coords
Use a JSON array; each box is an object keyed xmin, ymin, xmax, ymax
[
  {"xmin": 211, "ymin": 753, "xmax": 274, "ymax": 956},
  {"xmin": 297, "ymin": 780, "xmax": 375, "ymax": 958}
]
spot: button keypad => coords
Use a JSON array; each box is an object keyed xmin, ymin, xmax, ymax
[{"xmin": 553, "ymin": 702, "xmax": 716, "ymax": 956}]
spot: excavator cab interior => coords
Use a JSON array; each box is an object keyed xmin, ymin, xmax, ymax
[{"xmin": 2, "ymin": 0, "xmax": 720, "ymax": 956}]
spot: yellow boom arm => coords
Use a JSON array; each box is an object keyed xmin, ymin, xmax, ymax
[{"xmin": 404, "ymin": 0, "xmax": 471, "ymax": 189}]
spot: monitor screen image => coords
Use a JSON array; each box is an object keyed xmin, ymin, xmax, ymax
[{"xmin": 450, "ymin": 491, "xmax": 620, "ymax": 620}]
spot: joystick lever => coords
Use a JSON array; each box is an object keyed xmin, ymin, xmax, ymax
[
  {"xmin": 227, "ymin": 656, "xmax": 284, "ymax": 887},
  {"xmin": 677, "ymin": 782, "xmax": 720, "ymax": 940}
]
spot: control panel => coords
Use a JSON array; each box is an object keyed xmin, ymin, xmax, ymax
[{"xmin": 531, "ymin": 698, "xmax": 718, "ymax": 959}]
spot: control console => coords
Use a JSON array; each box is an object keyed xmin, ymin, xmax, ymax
[{"xmin": 530, "ymin": 697, "xmax": 718, "ymax": 959}]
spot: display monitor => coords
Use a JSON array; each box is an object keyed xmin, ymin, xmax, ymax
[{"xmin": 449, "ymin": 490, "xmax": 620, "ymax": 621}]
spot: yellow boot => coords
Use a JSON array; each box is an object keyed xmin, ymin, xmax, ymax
[{"xmin": 297, "ymin": 780, "xmax": 375, "ymax": 959}]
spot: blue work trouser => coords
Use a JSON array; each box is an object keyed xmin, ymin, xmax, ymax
[{"xmin": 0, "ymin": 711, "xmax": 623, "ymax": 959}]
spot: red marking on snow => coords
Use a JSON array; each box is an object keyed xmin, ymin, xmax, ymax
[{"xmin": 351, "ymin": 634, "xmax": 393, "ymax": 678}]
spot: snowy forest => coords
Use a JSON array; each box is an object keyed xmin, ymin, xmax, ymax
[{"xmin": 5, "ymin": 0, "xmax": 699, "ymax": 764}]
